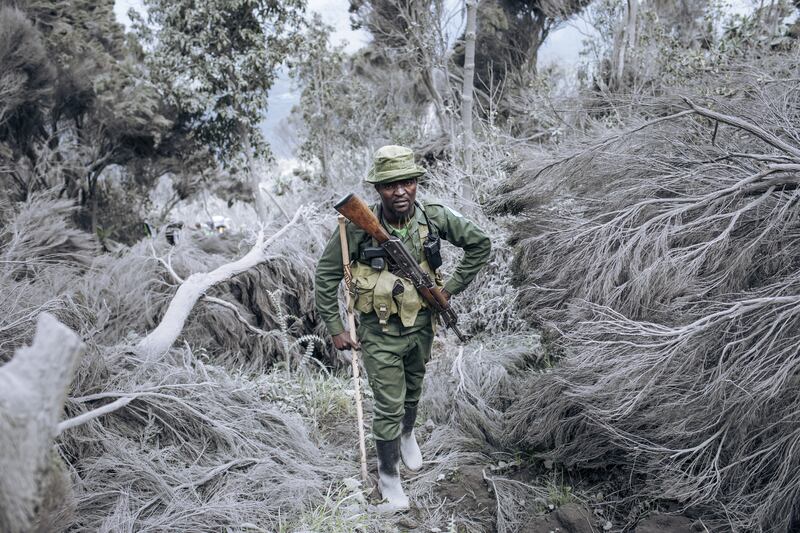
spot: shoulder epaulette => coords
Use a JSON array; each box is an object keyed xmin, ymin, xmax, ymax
[{"xmin": 421, "ymin": 201, "xmax": 446, "ymax": 212}]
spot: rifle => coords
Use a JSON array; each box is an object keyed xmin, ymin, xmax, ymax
[{"xmin": 334, "ymin": 193, "xmax": 469, "ymax": 343}]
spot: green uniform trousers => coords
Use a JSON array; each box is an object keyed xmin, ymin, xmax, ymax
[{"xmin": 358, "ymin": 323, "xmax": 434, "ymax": 441}]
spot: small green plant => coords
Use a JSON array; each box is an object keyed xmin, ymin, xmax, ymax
[
  {"xmin": 546, "ymin": 471, "xmax": 575, "ymax": 507},
  {"xmin": 297, "ymin": 371, "xmax": 358, "ymax": 432},
  {"xmin": 538, "ymin": 328, "xmax": 564, "ymax": 369},
  {"xmin": 277, "ymin": 482, "xmax": 368, "ymax": 533}
]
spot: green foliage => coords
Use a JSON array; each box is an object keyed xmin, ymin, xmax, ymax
[
  {"xmin": 545, "ymin": 472, "xmax": 574, "ymax": 508},
  {"xmin": 0, "ymin": 6, "xmax": 55, "ymax": 149},
  {"xmin": 0, "ymin": 1, "xmax": 193, "ymax": 243},
  {"xmin": 276, "ymin": 482, "xmax": 368, "ymax": 533},
  {"xmin": 289, "ymin": 17, "xmax": 431, "ymax": 181},
  {"xmin": 0, "ymin": 1, "xmax": 280, "ymax": 244},
  {"xmin": 133, "ymin": 0, "xmax": 306, "ymax": 165},
  {"xmin": 258, "ymin": 368, "xmax": 360, "ymax": 445}
]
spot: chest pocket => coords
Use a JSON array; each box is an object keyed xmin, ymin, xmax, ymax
[
  {"xmin": 349, "ymin": 219, "xmax": 444, "ymax": 330},
  {"xmin": 351, "ymin": 265, "xmax": 398, "ymax": 323}
]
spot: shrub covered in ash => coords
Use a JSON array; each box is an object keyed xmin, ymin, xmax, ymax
[
  {"xmin": 142, "ymin": 212, "xmax": 335, "ymax": 372},
  {"xmin": 415, "ymin": 333, "xmax": 543, "ymax": 533},
  {"xmin": 0, "ymin": 191, "xmax": 333, "ymax": 370},
  {"xmin": 0, "ymin": 194, "xmax": 99, "ymax": 360},
  {"xmin": 419, "ymin": 155, "xmax": 531, "ymax": 338},
  {"xmin": 497, "ymin": 53, "xmax": 800, "ymax": 532},
  {"xmin": 0, "ymin": 194, "xmax": 362, "ymax": 530}
]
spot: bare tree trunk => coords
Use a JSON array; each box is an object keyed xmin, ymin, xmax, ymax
[
  {"xmin": 241, "ymin": 126, "xmax": 291, "ymax": 223},
  {"xmin": 0, "ymin": 313, "xmax": 83, "ymax": 533},
  {"xmin": 518, "ymin": 13, "xmax": 548, "ymax": 80},
  {"xmin": 313, "ymin": 62, "xmax": 331, "ymax": 185},
  {"xmin": 625, "ymin": 0, "xmax": 638, "ymax": 75},
  {"xmin": 421, "ymin": 67, "xmax": 448, "ymax": 135},
  {"xmin": 90, "ymin": 186, "xmax": 98, "ymax": 235},
  {"xmin": 440, "ymin": 61, "xmax": 459, "ymax": 165},
  {"xmin": 627, "ymin": 0, "xmax": 638, "ymax": 51},
  {"xmin": 136, "ymin": 209, "xmax": 302, "ymax": 358},
  {"xmin": 615, "ymin": 0, "xmax": 638, "ymax": 89},
  {"xmin": 401, "ymin": 2, "xmax": 448, "ymax": 134},
  {"xmin": 461, "ymin": 0, "xmax": 478, "ymax": 201},
  {"xmin": 241, "ymin": 127, "xmax": 271, "ymax": 224}
]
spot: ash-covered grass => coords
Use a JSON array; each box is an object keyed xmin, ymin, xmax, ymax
[
  {"xmin": 63, "ymin": 345, "xmax": 349, "ymax": 532},
  {"xmin": 1, "ymin": 188, "xmax": 564, "ymax": 532},
  {"xmin": 0, "ymin": 194, "xmax": 356, "ymax": 530}
]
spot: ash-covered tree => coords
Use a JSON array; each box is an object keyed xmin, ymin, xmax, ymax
[
  {"xmin": 0, "ymin": 1, "xmax": 194, "ymax": 242},
  {"xmin": 455, "ymin": 0, "xmax": 591, "ymax": 90},
  {"xmin": 583, "ymin": 0, "xmax": 798, "ymax": 96},
  {"xmin": 348, "ymin": 0, "xmax": 455, "ymax": 138},
  {"xmin": 288, "ymin": 15, "xmax": 433, "ymax": 186},
  {"xmin": 132, "ymin": 0, "xmax": 306, "ymax": 221},
  {"xmin": 0, "ymin": 7, "xmax": 54, "ymax": 167},
  {"xmin": 287, "ymin": 14, "xmax": 342, "ymax": 185},
  {"xmin": 289, "ymin": 14, "xmax": 403, "ymax": 183}
]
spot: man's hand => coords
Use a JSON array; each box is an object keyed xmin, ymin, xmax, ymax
[
  {"xmin": 441, "ymin": 288, "xmax": 451, "ymax": 304},
  {"xmin": 332, "ymin": 332, "xmax": 359, "ymax": 351}
]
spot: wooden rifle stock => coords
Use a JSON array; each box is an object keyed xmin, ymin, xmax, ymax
[
  {"xmin": 334, "ymin": 194, "xmax": 390, "ymax": 244},
  {"xmin": 419, "ymin": 285, "xmax": 448, "ymax": 310}
]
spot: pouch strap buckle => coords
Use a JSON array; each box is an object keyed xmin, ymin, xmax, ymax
[{"xmin": 376, "ymin": 303, "xmax": 390, "ymax": 332}]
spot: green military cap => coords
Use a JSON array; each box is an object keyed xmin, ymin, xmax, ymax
[{"xmin": 366, "ymin": 145, "xmax": 427, "ymax": 184}]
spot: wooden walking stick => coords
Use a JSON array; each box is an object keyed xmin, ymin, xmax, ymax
[{"xmin": 338, "ymin": 215, "xmax": 370, "ymax": 487}]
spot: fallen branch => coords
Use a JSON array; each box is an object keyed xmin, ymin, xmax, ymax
[
  {"xmin": 205, "ymin": 295, "xmax": 273, "ymax": 337},
  {"xmin": 503, "ymin": 78, "xmax": 800, "ymax": 531},
  {"xmin": 151, "ymin": 246, "xmax": 273, "ymax": 338},
  {"xmin": 137, "ymin": 209, "xmax": 303, "ymax": 358},
  {"xmin": 57, "ymin": 396, "xmax": 134, "ymax": 435},
  {"xmin": 150, "ymin": 243, "xmax": 326, "ymax": 371},
  {"xmin": 684, "ymin": 98, "xmax": 800, "ymax": 160},
  {"xmin": 527, "ymin": 109, "xmax": 695, "ymax": 183}
]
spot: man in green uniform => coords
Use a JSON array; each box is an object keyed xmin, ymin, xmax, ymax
[{"xmin": 314, "ymin": 145, "xmax": 491, "ymax": 511}]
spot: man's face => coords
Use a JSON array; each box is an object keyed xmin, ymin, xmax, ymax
[{"xmin": 376, "ymin": 177, "xmax": 417, "ymax": 220}]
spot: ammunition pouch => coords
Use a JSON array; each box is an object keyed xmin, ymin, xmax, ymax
[
  {"xmin": 351, "ymin": 259, "xmax": 443, "ymax": 330},
  {"xmin": 360, "ymin": 246, "xmax": 386, "ymax": 271},
  {"xmin": 423, "ymin": 233, "xmax": 442, "ymax": 271}
]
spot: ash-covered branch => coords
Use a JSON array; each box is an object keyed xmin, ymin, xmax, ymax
[
  {"xmin": 0, "ymin": 313, "xmax": 83, "ymax": 533},
  {"xmin": 137, "ymin": 209, "xmax": 303, "ymax": 358}
]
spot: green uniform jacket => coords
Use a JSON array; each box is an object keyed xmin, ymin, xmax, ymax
[{"xmin": 314, "ymin": 201, "xmax": 492, "ymax": 337}]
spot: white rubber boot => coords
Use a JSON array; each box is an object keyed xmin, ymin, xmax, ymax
[
  {"xmin": 400, "ymin": 406, "xmax": 423, "ymax": 471},
  {"xmin": 400, "ymin": 429, "xmax": 422, "ymax": 471},
  {"xmin": 375, "ymin": 437, "xmax": 409, "ymax": 513}
]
